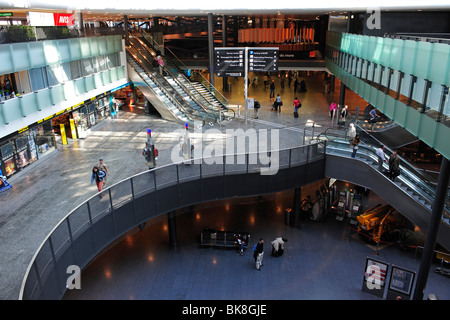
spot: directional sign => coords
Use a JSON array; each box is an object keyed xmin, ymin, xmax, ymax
[
  {"xmin": 248, "ymin": 48, "xmax": 279, "ymax": 72},
  {"xmin": 214, "ymin": 48, "xmax": 245, "ymax": 77}
]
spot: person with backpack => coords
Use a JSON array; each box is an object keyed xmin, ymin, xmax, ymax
[
  {"xmin": 91, "ymin": 166, "xmax": 106, "ymax": 197},
  {"xmin": 253, "ymin": 238, "xmax": 264, "ymax": 271}
]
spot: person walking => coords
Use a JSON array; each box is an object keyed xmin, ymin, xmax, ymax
[
  {"xmin": 274, "ymin": 94, "xmax": 282, "ymax": 112},
  {"xmin": 97, "ymin": 158, "xmax": 109, "ymax": 187},
  {"xmin": 293, "ymin": 78, "xmax": 299, "ymax": 92},
  {"xmin": 269, "ymin": 80, "xmax": 275, "ymax": 98},
  {"xmin": 350, "ymin": 134, "xmax": 360, "ymax": 158},
  {"xmin": 91, "ymin": 166, "xmax": 106, "ymax": 197},
  {"xmin": 388, "ymin": 150, "xmax": 401, "ymax": 181},
  {"xmin": 253, "ymin": 100, "xmax": 260, "ymax": 119},
  {"xmin": 254, "ymin": 238, "xmax": 264, "ymax": 271},
  {"xmin": 376, "ymin": 145, "xmax": 388, "ymax": 172},
  {"xmin": 329, "ymin": 101, "xmax": 337, "ymax": 119},
  {"xmin": 293, "ymin": 97, "xmax": 301, "ymax": 118}
]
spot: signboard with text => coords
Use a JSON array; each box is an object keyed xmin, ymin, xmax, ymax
[
  {"xmin": 27, "ymin": 12, "xmax": 74, "ymax": 27},
  {"xmin": 248, "ymin": 48, "xmax": 278, "ymax": 72},
  {"xmin": 214, "ymin": 48, "xmax": 245, "ymax": 77}
]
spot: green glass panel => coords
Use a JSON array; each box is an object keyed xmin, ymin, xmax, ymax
[
  {"xmin": 69, "ymin": 38, "xmax": 81, "ymax": 61},
  {"xmin": 2, "ymin": 97, "xmax": 22, "ymax": 122},
  {"xmin": 414, "ymin": 41, "xmax": 432, "ymax": 80},
  {"xmin": 94, "ymin": 73, "xmax": 103, "ymax": 88},
  {"xmin": 43, "ymin": 40, "xmax": 60, "ymax": 65},
  {"xmin": 80, "ymin": 37, "xmax": 91, "ymax": 59},
  {"xmin": 85, "ymin": 75, "xmax": 95, "ymax": 92},
  {"xmin": 57, "ymin": 39, "xmax": 71, "ymax": 63},
  {"xmin": 404, "ymin": 105, "xmax": 420, "ymax": 136},
  {"xmin": 20, "ymin": 94, "xmax": 38, "ymax": 115},
  {"xmin": 418, "ymin": 115, "xmax": 437, "ymax": 147},
  {"xmin": 380, "ymin": 38, "xmax": 392, "ymax": 67},
  {"xmin": 98, "ymin": 37, "xmax": 108, "ymax": 55},
  {"xmin": 400, "ymin": 40, "xmax": 416, "ymax": 75},
  {"xmin": 428, "ymin": 43, "xmax": 450, "ymax": 85},
  {"xmin": 74, "ymin": 78, "xmax": 86, "ymax": 95},
  {"xmin": 35, "ymin": 89, "xmax": 52, "ymax": 110},
  {"xmin": 389, "ymin": 39, "xmax": 403, "ymax": 70},
  {"xmin": 49, "ymin": 84, "xmax": 65, "ymax": 104},
  {"xmin": 434, "ymin": 124, "xmax": 450, "ymax": 159},
  {"xmin": 89, "ymin": 37, "xmax": 100, "ymax": 57},
  {"xmin": 11, "ymin": 42, "xmax": 31, "ymax": 72},
  {"xmin": 29, "ymin": 41, "xmax": 46, "ymax": 68}
]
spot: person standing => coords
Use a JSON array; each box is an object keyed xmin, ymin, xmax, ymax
[
  {"xmin": 293, "ymin": 78, "xmax": 299, "ymax": 92},
  {"xmin": 254, "ymin": 238, "xmax": 264, "ymax": 271},
  {"xmin": 347, "ymin": 123, "xmax": 356, "ymax": 142},
  {"xmin": 376, "ymin": 145, "xmax": 388, "ymax": 172},
  {"xmin": 97, "ymin": 158, "xmax": 109, "ymax": 187},
  {"xmin": 269, "ymin": 80, "xmax": 275, "ymax": 98},
  {"xmin": 293, "ymin": 97, "xmax": 301, "ymax": 118},
  {"xmin": 350, "ymin": 134, "xmax": 360, "ymax": 158},
  {"xmin": 388, "ymin": 150, "xmax": 401, "ymax": 181},
  {"xmin": 253, "ymin": 100, "xmax": 260, "ymax": 119}
]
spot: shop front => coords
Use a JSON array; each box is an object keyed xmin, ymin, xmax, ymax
[{"xmin": 0, "ymin": 130, "xmax": 39, "ymax": 178}]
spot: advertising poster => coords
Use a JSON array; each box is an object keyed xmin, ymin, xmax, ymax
[
  {"xmin": 386, "ymin": 265, "xmax": 416, "ymax": 300},
  {"xmin": 362, "ymin": 257, "xmax": 389, "ymax": 298}
]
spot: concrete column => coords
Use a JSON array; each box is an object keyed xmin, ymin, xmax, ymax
[
  {"xmin": 222, "ymin": 15, "xmax": 228, "ymax": 92},
  {"xmin": 293, "ymin": 187, "xmax": 301, "ymax": 227},
  {"xmin": 123, "ymin": 15, "xmax": 129, "ymax": 46},
  {"xmin": 208, "ymin": 13, "xmax": 215, "ymax": 86},
  {"xmin": 168, "ymin": 211, "xmax": 178, "ymax": 248},
  {"xmin": 413, "ymin": 157, "xmax": 450, "ymax": 300}
]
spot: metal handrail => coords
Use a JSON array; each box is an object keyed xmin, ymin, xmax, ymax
[
  {"xmin": 140, "ymin": 30, "xmax": 231, "ymax": 110},
  {"xmin": 19, "ymin": 142, "xmax": 325, "ymax": 300},
  {"xmin": 127, "ymin": 47, "xmax": 206, "ymax": 125},
  {"xmin": 129, "ymin": 36, "xmax": 218, "ymax": 123}
]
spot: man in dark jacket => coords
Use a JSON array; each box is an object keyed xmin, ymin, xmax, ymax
[{"xmin": 254, "ymin": 238, "xmax": 264, "ymax": 271}]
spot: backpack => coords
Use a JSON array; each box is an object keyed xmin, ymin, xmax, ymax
[{"xmin": 253, "ymin": 244, "xmax": 257, "ymax": 252}]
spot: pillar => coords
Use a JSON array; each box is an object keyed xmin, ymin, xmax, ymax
[
  {"xmin": 293, "ymin": 187, "xmax": 301, "ymax": 227},
  {"xmin": 413, "ymin": 158, "xmax": 450, "ymax": 300},
  {"xmin": 208, "ymin": 13, "xmax": 215, "ymax": 86},
  {"xmin": 339, "ymin": 83, "xmax": 346, "ymax": 106},
  {"xmin": 222, "ymin": 15, "xmax": 228, "ymax": 92},
  {"xmin": 123, "ymin": 15, "xmax": 129, "ymax": 46},
  {"xmin": 168, "ymin": 211, "xmax": 178, "ymax": 248}
]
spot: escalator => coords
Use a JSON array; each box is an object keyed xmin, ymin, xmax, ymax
[
  {"xmin": 318, "ymin": 130, "xmax": 450, "ymax": 251},
  {"xmin": 126, "ymin": 49, "xmax": 204, "ymax": 126},
  {"xmin": 137, "ymin": 31, "xmax": 235, "ymax": 121}
]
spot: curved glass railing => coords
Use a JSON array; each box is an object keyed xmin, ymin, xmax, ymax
[{"xmin": 19, "ymin": 142, "xmax": 326, "ymax": 300}]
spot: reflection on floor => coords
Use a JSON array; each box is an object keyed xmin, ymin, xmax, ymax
[{"xmin": 63, "ymin": 181, "xmax": 450, "ymax": 300}]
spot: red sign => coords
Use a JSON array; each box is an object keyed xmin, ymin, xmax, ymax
[{"xmin": 53, "ymin": 13, "xmax": 74, "ymax": 26}]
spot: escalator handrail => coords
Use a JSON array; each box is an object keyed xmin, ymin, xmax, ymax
[
  {"xmin": 129, "ymin": 36, "xmax": 218, "ymax": 117},
  {"xmin": 128, "ymin": 39, "xmax": 217, "ymax": 124},
  {"xmin": 140, "ymin": 30, "xmax": 230, "ymax": 109},
  {"xmin": 126, "ymin": 52, "xmax": 205, "ymax": 126},
  {"xmin": 325, "ymin": 139, "xmax": 450, "ymax": 224},
  {"xmin": 127, "ymin": 46, "xmax": 208, "ymax": 123}
]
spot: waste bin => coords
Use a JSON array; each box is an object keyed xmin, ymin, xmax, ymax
[{"xmin": 285, "ymin": 208, "xmax": 292, "ymax": 225}]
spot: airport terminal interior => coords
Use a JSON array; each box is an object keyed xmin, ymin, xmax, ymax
[{"xmin": 0, "ymin": 1, "xmax": 449, "ymax": 303}]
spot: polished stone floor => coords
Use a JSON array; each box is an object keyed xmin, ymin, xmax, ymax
[{"xmin": 1, "ymin": 71, "xmax": 449, "ymax": 301}]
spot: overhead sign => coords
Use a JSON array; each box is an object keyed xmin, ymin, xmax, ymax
[
  {"xmin": 214, "ymin": 48, "xmax": 245, "ymax": 77},
  {"xmin": 248, "ymin": 48, "xmax": 279, "ymax": 72},
  {"xmin": 0, "ymin": 12, "xmax": 13, "ymax": 17},
  {"xmin": 27, "ymin": 12, "xmax": 74, "ymax": 26}
]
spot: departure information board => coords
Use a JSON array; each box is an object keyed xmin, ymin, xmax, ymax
[
  {"xmin": 214, "ymin": 47, "xmax": 279, "ymax": 77},
  {"xmin": 214, "ymin": 48, "xmax": 245, "ymax": 77},
  {"xmin": 248, "ymin": 48, "xmax": 279, "ymax": 72}
]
